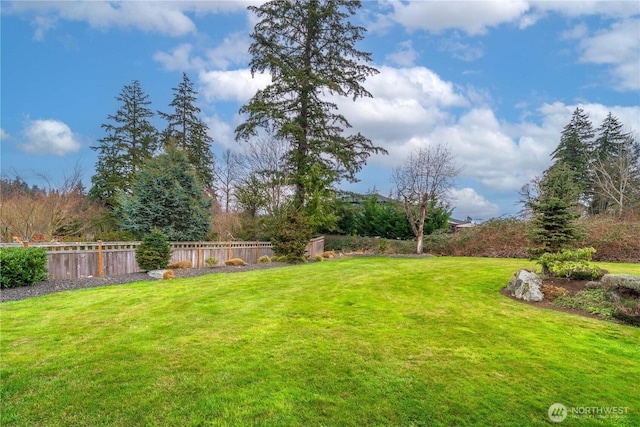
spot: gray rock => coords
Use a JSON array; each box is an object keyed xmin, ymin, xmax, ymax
[
  {"xmin": 508, "ymin": 269, "xmax": 544, "ymax": 302},
  {"xmin": 148, "ymin": 270, "xmax": 169, "ymax": 279}
]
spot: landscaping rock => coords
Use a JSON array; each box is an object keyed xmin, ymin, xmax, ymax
[
  {"xmin": 508, "ymin": 269, "xmax": 544, "ymax": 302},
  {"xmin": 148, "ymin": 269, "xmax": 170, "ymax": 279}
]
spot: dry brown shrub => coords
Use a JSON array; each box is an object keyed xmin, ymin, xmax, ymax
[
  {"xmin": 580, "ymin": 213, "xmax": 640, "ymax": 263},
  {"xmin": 225, "ymin": 258, "xmax": 246, "ymax": 266},
  {"xmin": 542, "ymin": 284, "xmax": 569, "ymax": 301},
  {"xmin": 447, "ymin": 218, "xmax": 528, "ymax": 258},
  {"xmin": 162, "ymin": 270, "xmax": 175, "ymax": 280},
  {"xmin": 321, "ymin": 250, "xmax": 336, "ymax": 258},
  {"xmin": 169, "ymin": 260, "xmax": 193, "ymax": 269}
]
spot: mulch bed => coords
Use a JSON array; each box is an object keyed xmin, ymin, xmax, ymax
[{"xmin": 500, "ymin": 277, "xmax": 601, "ymax": 320}]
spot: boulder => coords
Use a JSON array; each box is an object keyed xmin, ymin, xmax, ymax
[
  {"xmin": 148, "ymin": 269, "xmax": 170, "ymax": 279},
  {"xmin": 508, "ymin": 269, "xmax": 544, "ymax": 302}
]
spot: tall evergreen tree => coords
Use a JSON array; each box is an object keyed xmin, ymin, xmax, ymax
[
  {"xmin": 116, "ymin": 143, "xmax": 212, "ymax": 241},
  {"xmin": 89, "ymin": 80, "xmax": 159, "ymax": 208},
  {"xmin": 235, "ymin": 0, "xmax": 387, "ymax": 213},
  {"xmin": 526, "ymin": 163, "xmax": 584, "ymax": 256},
  {"xmin": 550, "ymin": 107, "xmax": 594, "ymax": 193},
  {"xmin": 159, "ymin": 73, "xmax": 215, "ymax": 189},
  {"xmin": 594, "ymin": 112, "xmax": 629, "ymax": 160}
]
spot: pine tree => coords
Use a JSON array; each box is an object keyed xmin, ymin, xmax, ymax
[
  {"xmin": 116, "ymin": 143, "xmax": 212, "ymax": 241},
  {"xmin": 159, "ymin": 73, "xmax": 215, "ymax": 189},
  {"xmin": 89, "ymin": 80, "xmax": 159, "ymax": 208},
  {"xmin": 594, "ymin": 112, "xmax": 629, "ymax": 160},
  {"xmin": 235, "ymin": 0, "xmax": 387, "ymax": 213},
  {"xmin": 526, "ymin": 164, "xmax": 584, "ymax": 256},
  {"xmin": 550, "ymin": 107, "xmax": 594, "ymax": 193}
]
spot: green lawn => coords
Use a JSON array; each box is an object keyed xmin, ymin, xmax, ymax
[{"xmin": 1, "ymin": 257, "xmax": 639, "ymax": 426}]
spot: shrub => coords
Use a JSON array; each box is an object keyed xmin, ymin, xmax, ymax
[
  {"xmin": 321, "ymin": 250, "xmax": 336, "ymax": 258},
  {"xmin": 169, "ymin": 260, "xmax": 192, "ymax": 269},
  {"xmin": 612, "ymin": 302, "xmax": 640, "ymax": 326},
  {"xmin": 313, "ymin": 255, "xmax": 323, "ymax": 262},
  {"xmin": 553, "ymin": 289, "xmax": 615, "ymax": 318},
  {"xmin": 537, "ymin": 248, "xmax": 603, "ymax": 280},
  {"xmin": 225, "ymin": 258, "xmax": 246, "ymax": 266},
  {"xmin": 135, "ymin": 230, "xmax": 171, "ymax": 271},
  {"xmin": 270, "ymin": 209, "xmax": 313, "ymax": 263},
  {"xmin": 205, "ymin": 257, "xmax": 218, "ymax": 268},
  {"xmin": 162, "ymin": 270, "xmax": 175, "ymax": 280},
  {"xmin": 378, "ymin": 239, "xmax": 388, "ymax": 254},
  {"xmin": 0, "ymin": 247, "xmax": 48, "ymax": 288},
  {"xmin": 541, "ymin": 284, "xmax": 569, "ymax": 301},
  {"xmin": 258, "ymin": 255, "xmax": 271, "ymax": 264}
]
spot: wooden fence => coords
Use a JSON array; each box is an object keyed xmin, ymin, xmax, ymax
[{"xmin": 1, "ymin": 237, "xmax": 325, "ymax": 280}]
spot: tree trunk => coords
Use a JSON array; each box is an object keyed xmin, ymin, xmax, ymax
[{"xmin": 416, "ymin": 204, "xmax": 426, "ymax": 254}]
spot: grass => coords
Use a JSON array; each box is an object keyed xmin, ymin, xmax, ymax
[{"xmin": 1, "ymin": 257, "xmax": 639, "ymax": 426}]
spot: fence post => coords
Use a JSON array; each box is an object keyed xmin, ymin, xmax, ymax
[
  {"xmin": 255, "ymin": 241, "xmax": 259, "ymax": 263},
  {"xmin": 227, "ymin": 241, "xmax": 231, "ymax": 261},
  {"xmin": 197, "ymin": 241, "xmax": 202, "ymax": 268},
  {"xmin": 97, "ymin": 240, "xmax": 103, "ymax": 277}
]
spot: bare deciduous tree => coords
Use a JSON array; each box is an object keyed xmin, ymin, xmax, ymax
[
  {"xmin": 239, "ymin": 134, "xmax": 293, "ymax": 216},
  {"xmin": 591, "ymin": 135, "xmax": 640, "ymax": 215},
  {"xmin": 1, "ymin": 169, "xmax": 103, "ymax": 242},
  {"xmin": 393, "ymin": 144, "xmax": 462, "ymax": 254},
  {"xmin": 214, "ymin": 149, "xmax": 243, "ymax": 213}
]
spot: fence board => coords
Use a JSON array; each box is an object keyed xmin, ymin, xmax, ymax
[{"xmin": 1, "ymin": 237, "xmax": 324, "ymax": 280}]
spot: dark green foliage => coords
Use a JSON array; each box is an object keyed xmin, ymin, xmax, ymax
[
  {"xmin": 356, "ymin": 195, "xmax": 413, "ymax": 239},
  {"xmin": 135, "ymin": 230, "xmax": 172, "ymax": 271},
  {"xmin": 89, "ymin": 80, "xmax": 159, "ymax": 208},
  {"xmin": 159, "ymin": 73, "xmax": 215, "ymax": 189},
  {"xmin": 526, "ymin": 164, "xmax": 584, "ymax": 255},
  {"xmin": 270, "ymin": 209, "xmax": 313, "ymax": 263},
  {"xmin": 593, "ymin": 112, "xmax": 629, "ymax": 160},
  {"xmin": 116, "ymin": 144, "xmax": 212, "ymax": 241},
  {"xmin": 550, "ymin": 107, "xmax": 594, "ymax": 191},
  {"xmin": 236, "ymin": 0, "xmax": 386, "ymax": 211},
  {"xmin": 0, "ymin": 247, "xmax": 48, "ymax": 288}
]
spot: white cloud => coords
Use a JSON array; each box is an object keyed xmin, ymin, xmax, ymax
[
  {"xmin": 153, "ymin": 43, "xmax": 203, "ymax": 71},
  {"xmin": 448, "ymin": 187, "xmax": 501, "ymax": 220},
  {"xmin": 439, "ymin": 36, "xmax": 485, "ymax": 62},
  {"xmin": 576, "ymin": 18, "xmax": 640, "ymax": 91},
  {"xmin": 20, "ymin": 119, "xmax": 82, "ymax": 156},
  {"xmin": 385, "ymin": 40, "xmax": 418, "ymax": 66},
  {"xmin": 205, "ymin": 32, "xmax": 251, "ymax": 70},
  {"xmin": 534, "ymin": 1, "xmax": 639, "ymax": 19},
  {"xmin": 199, "ymin": 69, "xmax": 270, "ymax": 102},
  {"xmin": 382, "ymin": 0, "xmax": 638, "ymax": 36},
  {"xmin": 6, "ymin": 1, "xmax": 263, "ymax": 39},
  {"xmin": 204, "ymin": 114, "xmax": 236, "ymax": 151},
  {"xmin": 155, "ymin": 33, "xmax": 251, "ymax": 72},
  {"xmin": 560, "ymin": 23, "xmax": 589, "ymax": 40},
  {"xmin": 0, "ymin": 128, "xmax": 10, "ymax": 141},
  {"xmin": 386, "ymin": 0, "xmax": 530, "ymax": 35}
]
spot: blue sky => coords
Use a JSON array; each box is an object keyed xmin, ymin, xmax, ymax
[{"xmin": 1, "ymin": 1, "xmax": 639, "ymax": 220}]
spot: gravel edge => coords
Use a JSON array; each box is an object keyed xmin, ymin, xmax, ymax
[{"xmin": 0, "ymin": 263, "xmax": 291, "ymax": 303}]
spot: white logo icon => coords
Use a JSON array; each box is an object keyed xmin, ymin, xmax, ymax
[{"xmin": 549, "ymin": 403, "xmax": 568, "ymax": 423}]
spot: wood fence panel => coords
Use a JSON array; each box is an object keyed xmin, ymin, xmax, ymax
[{"xmin": 2, "ymin": 237, "xmax": 324, "ymax": 280}]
